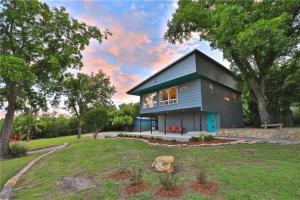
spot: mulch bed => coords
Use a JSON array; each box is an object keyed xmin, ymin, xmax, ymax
[
  {"xmin": 109, "ymin": 171, "xmax": 131, "ymax": 181},
  {"xmin": 155, "ymin": 186, "xmax": 184, "ymax": 198},
  {"xmin": 124, "ymin": 182, "xmax": 149, "ymax": 195},
  {"xmin": 148, "ymin": 138, "xmax": 235, "ymax": 145},
  {"xmin": 191, "ymin": 181, "xmax": 218, "ymax": 195}
]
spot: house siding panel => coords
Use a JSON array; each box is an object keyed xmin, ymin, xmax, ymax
[
  {"xmin": 201, "ymin": 79, "xmax": 243, "ymax": 128},
  {"xmin": 196, "ymin": 54, "xmax": 238, "ymax": 91},
  {"xmin": 140, "ymin": 78, "xmax": 202, "ymax": 114},
  {"xmin": 134, "ymin": 53, "xmax": 197, "ymax": 92}
]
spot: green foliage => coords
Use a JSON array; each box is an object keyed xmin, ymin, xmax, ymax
[
  {"xmin": 129, "ymin": 167, "xmax": 144, "ymax": 185},
  {"xmin": 164, "ymin": 0, "xmax": 300, "ymax": 124},
  {"xmin": 189, "ymin": 137, "xmax": 200, "ymax": 142},
  {"xmin": 9, "ymin": 143, "xmax": 27, "ymax": 158},
  {"xmin": 84, "ymin": 105, "xmax": 109, "ymax": 132},
  {"xmin": 108, "ymin": 103, "xmax": 139, "ymax": 131},
  {"xmin": 158, "ymin": 171, "xmax": 178, "ymax": 190},
  {"xmin": 199, "ymin": 132, "xmax": 208, "ymax": 141}
]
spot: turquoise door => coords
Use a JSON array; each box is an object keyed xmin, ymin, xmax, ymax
[{"xmin": 207, "ymin": 113, "xmax": 217, "ymax": 132}]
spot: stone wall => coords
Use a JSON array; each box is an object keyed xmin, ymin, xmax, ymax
[{"xmin": 217, "ymin": 128, "xmax": 300, "ymax": 140}]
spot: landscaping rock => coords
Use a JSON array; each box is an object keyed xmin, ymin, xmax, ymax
[{"xmin": 152, "ymin": 155, "xmax": 174, "ymax": 173}]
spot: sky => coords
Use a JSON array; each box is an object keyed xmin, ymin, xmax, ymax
[{"xmin": 0, "ymin": 0, "xmax": 230, "ymax": 118}]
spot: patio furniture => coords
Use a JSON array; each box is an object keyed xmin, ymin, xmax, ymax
[
  {"xmin": 165, "ymin": 127, "xmax": 171, "ymax": 133},
  {"xmin": 178, "ymin": 127, "xmax": 185, "ymax": 135},
  {"xmin": 170, "ymin": 126, "xmax": 177, "ymax": 133},
  {"xmin": 261, "ymin": 124, "xmax": 283, "ymax": 129}
]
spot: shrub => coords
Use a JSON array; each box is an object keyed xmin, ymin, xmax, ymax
[
  {"xmin": 130, "ymin": 167, "xmax": 143, "ymax": 185},
  {"xmin": 205, "ymin": 135, "xmax": 214, "ymax": 141},
  {"xmin": 138, "ymin": 135, "xmax": 143, "ymax": 138},
  {"xmin": 172, "ymin": 139, "xmax": 177, "ymax": 143},
  {"xmin": 159, "ymin": 171, "xmax": 178, "ymax": 190},
  {"xmin": 199, "ymin": 131, "xmax": 209, "ymax": 141},
  {"xmin": 189, "ymin": 137, "xmax": 199, "ymax": 142},
  {"xmin": 118, "ymin": 134, "xmax": 124, "ymax": 137},
  {"xmin": 197, "ymin": 171, "xmax": 207, "ymax": 184},
  {"xmin": 9, "ymin": 143, "xmax": 27, "ymax": 158}
]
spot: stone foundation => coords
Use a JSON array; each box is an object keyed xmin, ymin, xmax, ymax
[{"xmin": 217, "ymin": 128, "xmax": 300, "ymax": 140}]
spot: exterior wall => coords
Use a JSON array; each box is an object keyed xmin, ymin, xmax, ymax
[
  {"xmin": 134, "ymin": 53, "xmax": 197, "ymax": 92},
  {"xmin": 201, "ymin": 79, "xmax": 244, "ymax": 128},
  {"xmin": 133, "ymin": 118, "xmax": 152, "ymax": 131},
  {"xmin": 196, "ymin": 53, "xmax": 238, "ymax": 91},
  {"xmin": 158, "ymin": 110, "xmax": 201, "ymax": 132},
  {"xmin": 140, "ymin": 79, "xmax": 202, "ymax": 114}
]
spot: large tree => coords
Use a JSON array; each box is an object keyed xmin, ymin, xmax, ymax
[
  {"xmin": 164, "ymin": 0, "xmax": 300, "ymax": 124},
  {"xmin": 61, "ymin": 71, "xmax": 115, "ymax": 139},
  {"xmin": 0, "ymin": 0, "xmax": 110, "ymax": 158}
]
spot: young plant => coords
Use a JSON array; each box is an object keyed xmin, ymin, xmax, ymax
[
  {"xmin": 205, "ymin": 135, "xmax": 214, "ymax": 141},
  {"xmin": 172, "ymin": 139, "xmax": 177, "ymax": 143},
  {"xmin": 197, "ymin": 171, "xmax": 207, "ymax": 184},
  {"xmin": 199, "ymin": 131, "xmax": 209, "ymax": 141},
  {"xmin": 9, "ymin": 143, "xmax": 27, "ymax": 158},
  {"xmin": 129, "ymin": 167, "xmax": 143, "ymax": 185},
  {"xmin": 158, "ymin": 170, "xmax": 178, "ymax": 190},
  {"xmin": 189, "ymin": 137, "xmax": 199, "ymax": 142}
]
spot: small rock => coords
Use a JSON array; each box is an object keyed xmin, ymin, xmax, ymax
[{"xmin": 152, "ymin": 155, "xmax": 174, "ymax": 173}]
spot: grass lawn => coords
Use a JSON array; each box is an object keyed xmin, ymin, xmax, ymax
[
  {"xmin": 0, "ymin": 153, "xmax": 41, "ymax": 188},
  {"xmin": 11, "ymin": 139, "xmax": 300, "ymax": 200},
  {"xmin": 18, "ymin": 134, "xmax": 90, "ymax": 151}
]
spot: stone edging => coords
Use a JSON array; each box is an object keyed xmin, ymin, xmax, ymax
[
  {"xmin": 0, "ymin": 143, "xmax": 68, "ymax": 200},
  {"xmin": 106, "ymin": 137, "xmax": 257, "ymax": 147}
]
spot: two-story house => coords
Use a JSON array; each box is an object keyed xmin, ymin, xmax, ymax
[{"xmin": 127, "ymin": 49, "xmax": 243, "ymax": 134}]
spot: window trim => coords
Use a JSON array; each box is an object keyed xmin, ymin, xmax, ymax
[
  {"xmin": 142, "ymin": 92, "xmax": 158, "ymax": 109},
  {"xmin": 159, "ymin": 86, "xmax": 178, "ymax": 106}
]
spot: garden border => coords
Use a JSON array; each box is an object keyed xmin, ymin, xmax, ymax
[
  {"xmin": 105, "ymin": 137, "xmax": 257, "ymax": 147},
  {"xmin": 0, "ymin": 143, "xmax": 68, "ymax": 200}
]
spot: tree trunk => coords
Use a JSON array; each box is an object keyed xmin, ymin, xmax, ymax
[
  {"xmin": 77, "ymin": 117, "xmax": 82, "ymax": 139},
  {"xmin": 0, "ymin": 85, "xmax": 17, "ymax": 159},
  {"xmin": 248, "ymin": 78, "xmax": 271, "ymax": 125}
]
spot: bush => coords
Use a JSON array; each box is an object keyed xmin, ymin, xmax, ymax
[
  {"xmin": 159, "ymin": 171, "xmax": 178, "ymax": 190},
  {"xmin": 197, "ymin": 171, "xmax": 207, "ymax": 184},
  {"xmin": 130, "ymin": 167, "xmax": 143, "ymax": 185},
  {"xmin": 172, "ymin": 139, "xmax": 177, "ymax": 143},
  {"xmin": 199, "ymin": 132, "xmax": 214, "ymax": 141},
  {"xmin": 189, "ymin": 137, "xmax": 200, "ymax": 142},
  {"xmin": 9, "ymin": 143, "xmax": 27, "ymax": 158},
  {"xmin": 205, "ymin": 135, "xmax": 214, "ymax": 141}
]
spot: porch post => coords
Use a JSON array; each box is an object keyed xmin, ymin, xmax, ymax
[
  {"xmin": 139, "ymin": 115, "xmax": 141, "ymax": 133},
  {"xmin": 164, "ymin": 112, "xmax": 166, "ymax": 135},
  {"xmin": 180, "ymin": 110, "xmax": 183, "ymax": 135},
  {"xmin": 193, "ymin": 111, "xmax": 195, "ymax": 131},
  {"xmin": 199, "ymin": 110, "xmax": 202, "ymax": 131},
  {"xmin": 150, "ymin": 115, "xmax": 152, "ymax": 134}
]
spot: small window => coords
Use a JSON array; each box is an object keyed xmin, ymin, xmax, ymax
[
  {"xmin": 232, "ymin": 93, "xmax": 237, "ymax": 102},
  {"xmin": 224, "ymin": 96, "xmax": 230, "ymax": 102},
  {"xmin": 209, "ymin": 83, "xmax": 214, "ymax": 94},
  {"xmin": 179, "ymin": 84, "xmax": 188, "ymax": 92},
  {"xmin": 143, "ymin": 92, "xmax": 157, "ymax": 108}
]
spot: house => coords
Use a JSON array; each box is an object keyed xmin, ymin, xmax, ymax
[
  {"xmin": 127, "ymin": 49, "xmax": 243, "ymax": 134},
  {"xmin": 133, "ymin": 117, "xmax": 157, "ymax": 132}
]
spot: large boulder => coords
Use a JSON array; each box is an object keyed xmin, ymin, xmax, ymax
[{"xmin": 152, "ymin": 155, "xmax": 174, "ymax": 173}]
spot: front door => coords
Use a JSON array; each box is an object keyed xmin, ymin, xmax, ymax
[{"xmin": 207, "ymin": 112, "xmax": 217, "ymax": 132}]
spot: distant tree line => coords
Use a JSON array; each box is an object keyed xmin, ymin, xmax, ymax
[{"xmin": 0, "ymin": 103, "xmax": 139, "ymax": 140}]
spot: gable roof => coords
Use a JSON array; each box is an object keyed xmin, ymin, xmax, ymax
[{"xmin": 127, "ymin": 49, "xmax": 236, "ymax": 95}]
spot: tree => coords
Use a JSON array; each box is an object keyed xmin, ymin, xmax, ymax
[
  {"xmin": 62, "ymin": 71, "xmax": 115, "ymax": 139},
  {"xmin": 164, "ymin": 0, "xmax": 300, "ymax": 124},
  {"xmin": 0, "ymin": 0, "xmax": 110, "ymax": 158},
  {"xmin": 110, "ymin": 103, "xmax": 139, "ymax": 130},
  {"xmin": 84, "ymin": 105, "xmax": 109, "ymax": 138}
]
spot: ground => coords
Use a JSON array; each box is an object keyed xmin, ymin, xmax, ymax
[{"xmin": 2, "ymin": 136, "xmax": 299, "ymax": 200}]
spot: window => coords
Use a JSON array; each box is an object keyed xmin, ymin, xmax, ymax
[
  {"xmin": 209, "ymin": 83, "xmax": 214, "ymax": 94},
  {"xmin": 159, "ymin": 86, "xmax": 178, "ymax": 105},
  {"xmin": 143, "ymin": 92, "xmax": 157, "ymax": 108},
  {"xmin": 179, "ymin": 84, "xmax": 188, "ymax": 92},
  {"xmin": 232, "ymin": 93, "xmax": 237, "ymax": 102}
]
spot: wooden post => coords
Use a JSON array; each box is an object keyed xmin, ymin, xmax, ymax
[
  {"xmin": 150, "ymin": 115, "xmax": 152, "ymax": 134},
  {"xmin": 164, "ymin": 112, "xmax": 166, "ymax": 135},
  {"xmin": 199, "ymin": 110, "xmax": 202, "ymax": 131},
  {"xmin": 180, "ymin": 110, "xmax": 183, "ymax": 135},
  {"xmin": 193, "ymin": 111, "xmax": 195, "ymax": 131},
  {"xmin": 139, "ymin": 116, "xmax": 141, "ymax": 133}
]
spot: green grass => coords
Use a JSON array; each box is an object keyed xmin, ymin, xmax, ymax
[
  {"xmin": 17, "ymin": 135, "xmax": 90, "ymax": 151},
  {"xmin": 0, "ymin": 153, "xmax": 41, "ymax": 188},
  {"xmin": 10, "ymin": 140, "xmax": 300, "ymax": 200}
]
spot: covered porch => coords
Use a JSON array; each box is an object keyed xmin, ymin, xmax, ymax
[{"xmin": 138, "ymin": 107, "xmax": 217, "ymax": 135}]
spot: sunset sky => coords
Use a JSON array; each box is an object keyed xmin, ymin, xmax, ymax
[{"xmin": 0, "ymin": 0, "xmax": 230, "ymax": 118}]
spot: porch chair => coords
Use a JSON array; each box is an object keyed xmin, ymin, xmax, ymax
[
  {"xmin": 171, "ymin": 126, "xmax": 177, "ymax": 133},
  {"xmin": 178, "ymin": 127, "xmax": 185, "ymax": 135},
  {"xmin": 165, "ymin": 126, "xmax": 171, "ymax": 133}
]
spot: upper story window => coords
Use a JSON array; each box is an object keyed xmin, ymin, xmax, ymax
[
  {"xmin": 232, "ymin": 93, "xmax": 237, "ymax": 102},
  {"xmin": 209, "ymin": 83, "xmax": 214, "ymax": 94},
  {"xmin": 159, "ymin": 86, "xmax": 178, "ymax": 106},
  {"xmin": 143, "ymin": 92, "xmax": 157, "ymax": 109}
]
